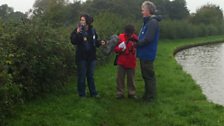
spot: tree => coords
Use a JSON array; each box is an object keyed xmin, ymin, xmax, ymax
[
  {"xmin": 32, "ymin": 0, "xmax": 71, "ymax": 25},
  {"xmin": 151, "ymin": 0, "xmax": 189, "ymax": 19},
  {"xmin": 0, "ymin": 4, "xmax": 26, "ymax": 22},
  {"xmin": 169, "ymin": 0, "xmax": 189, "ymax": 19},
  {"xmin": 82, "ymin": 0, "xmax": 142, "ymax": 19},
  {"xmin": 33, "ymin": 0, "xmax": 69, "ymax": 10},
  {"xmin": 0, "ymin": 4, "xmax": 14, "ymax": 20},
  {"xmin": 190, "ymin": 4, "xmax": 223, "ymax": 25},
  {"xmin": 66, "ymin": 1, "xmax": 81, "ymax": 25}
]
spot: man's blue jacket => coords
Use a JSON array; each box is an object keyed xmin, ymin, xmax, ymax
[{"xmin": 137, "ymin": 15, "xmax": 161, "ymax": 61}]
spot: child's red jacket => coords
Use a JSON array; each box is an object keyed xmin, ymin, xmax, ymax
[{"xmin": 114, "ymin": 33, "xmax": 138, "ymax": 69}]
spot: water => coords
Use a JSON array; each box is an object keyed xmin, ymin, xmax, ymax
[{"xmin": 175, "ymin": 43, "xmax": 224, "ymax": 105}]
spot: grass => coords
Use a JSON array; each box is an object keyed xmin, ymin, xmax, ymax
[{"xmin": 6, "ymin": 35, "xmax": 224, "ymax": 126}]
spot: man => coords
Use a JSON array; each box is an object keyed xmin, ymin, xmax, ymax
[{"xmin": 136, "ymin": 1, "xmax": 161, "ymax": 101}]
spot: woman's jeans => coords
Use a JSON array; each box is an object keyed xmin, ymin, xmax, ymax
[{"xmin": 77, "ymin": 60, "xmax": 97, "ymax": 97}]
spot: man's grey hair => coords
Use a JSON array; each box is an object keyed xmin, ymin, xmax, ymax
[{"xmin": 142, "ymin": 1, "xmax": 157, "ymax": 14}]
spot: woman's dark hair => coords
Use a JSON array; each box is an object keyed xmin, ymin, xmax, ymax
[
  {"xmin": 80, "ymin": 14, "xmax": 94, "ymax": 25},
  {"xmin": 124, "ymin": 24, "xmax": 135, "ymax": 36}
]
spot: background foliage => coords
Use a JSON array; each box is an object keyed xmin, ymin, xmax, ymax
[{"xmin": 0, "ymin": 0, "xmax": 224, "ymax": 124}]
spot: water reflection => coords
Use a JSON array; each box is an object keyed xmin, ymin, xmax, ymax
[{"xmin": 175, "ymin": 43, "xmax": 224, "ymax": 105}]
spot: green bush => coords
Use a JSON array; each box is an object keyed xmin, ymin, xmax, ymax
[
  {"xmin": 0, "ymin": 18, "xmax": 77, "ymax": 124},
  {"xmin": 0, "ymin": 20, "xmax": 75, "ymax": 100},
  {"xmin": 0, "ymin": 32, "xmax": 22, "ymax": 124},
  {"xmin": 0, "ymin": 71, "xmax": 21, "ymax": 125}
]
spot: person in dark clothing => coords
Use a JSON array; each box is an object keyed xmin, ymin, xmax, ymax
[
  {"xmin": 136, "ymin": 1, "xmax": 161, "ymax": 102},
  {"xmin": 70, "ymin": 14, "xmax": 104, "ymax": 98}
]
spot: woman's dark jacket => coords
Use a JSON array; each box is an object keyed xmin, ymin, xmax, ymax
[{"xmin": 70, "ymin": 26, "xmax": 101, "ymax": 63}]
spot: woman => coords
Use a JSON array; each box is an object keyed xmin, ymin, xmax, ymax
[
  {"xmin": 70, "ymin": 14, "xmax": 103, "ymax": 98},
  {"xmin": 114, "ymin": 24, "xmax": 138, "ymax": 99}
]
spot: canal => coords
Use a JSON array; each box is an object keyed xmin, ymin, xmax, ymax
[{"xmin": 175, "ymin": 43, "xmax": 224, "ymax": 105}]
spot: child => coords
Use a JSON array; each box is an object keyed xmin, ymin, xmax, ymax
[{"xmin": 114, "ymin": 24, "xmax": 138, "ymax": 99}]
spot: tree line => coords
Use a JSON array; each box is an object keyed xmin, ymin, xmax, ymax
[{"xmin": 1, "ymin": 0, "xmax": 223, "ymax": 38}]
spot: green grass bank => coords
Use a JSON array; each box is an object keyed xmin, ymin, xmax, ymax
[{"xmin": 6, "ymin": 35, "xmax": 224, "ymax": 126}]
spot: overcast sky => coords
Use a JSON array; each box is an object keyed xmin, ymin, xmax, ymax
[{"xmin": 0, "ymin": 0, "xmax": 223, "ymax": 14}]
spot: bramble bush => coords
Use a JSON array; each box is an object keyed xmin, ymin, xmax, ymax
[
  {"xmin": 0, "ymin": 19, "xmax": 76, "ymax": 122},
  {"xmin": 0, "ymin": 69, "xmax": 21, "ymax": 125},
  {"xmin": 6, "ymin": 20, "xmax": 76, "ymax": 99},
  {"xmin": 0, "ymin": 23, "xmax": 22, "ymax": 124}
]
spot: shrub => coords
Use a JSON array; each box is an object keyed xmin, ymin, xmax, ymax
[
  {"xmin": 0, "ymin": 30, "xmax": 22, "ymax": 124},
  {"xmin": 0, "ymin": 20, "xmax": 75, "ymax": 100},
  {"xmin": 0, "ymin": 71, "xmax": 21, "ymax": 125}
]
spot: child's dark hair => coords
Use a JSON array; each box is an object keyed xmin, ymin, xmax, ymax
[{"xmin": 124, "ymin": 24, "xmax": 135, "ymax": 36}]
